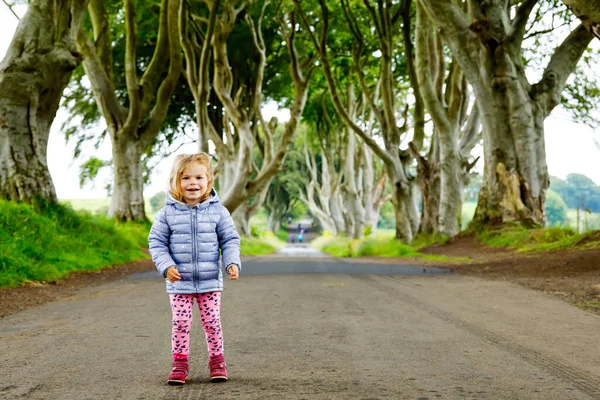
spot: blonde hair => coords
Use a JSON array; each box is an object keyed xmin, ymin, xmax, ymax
[{"xmin": 169, "ymin": 153, "xmax": 214, "ymax": 203}]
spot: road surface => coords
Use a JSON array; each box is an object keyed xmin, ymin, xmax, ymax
[{"xmin": 1, "ymin": 248, "xmax": 600, "ymax": 399}]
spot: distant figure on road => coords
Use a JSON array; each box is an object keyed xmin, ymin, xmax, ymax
[
  {"xmin": 298, "ymin": 229, "xmax": 304, "ymax": 243},
  {"xmin": 289, "ymin": 233, "xmax": 296, "ymax": 243},
  {"xmin": 287, "ymin": 216, "xmax": 292, "ymax": 225},
  {"xmin": 298, "ymin": 222, "xmax": 302, "ymax": 233},
  {"xmin": 148, "ymin": 152, "xmax": 241, "ymax": 386}
]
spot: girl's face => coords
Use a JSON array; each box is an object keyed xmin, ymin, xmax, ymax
[{"xmin": 179, "ymin": 162, "xmax": 209, "ymax": 206}]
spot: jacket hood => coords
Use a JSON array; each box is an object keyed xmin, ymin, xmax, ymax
[{"xmin": 166, "ymin": 188, "xmax": 219, "ymax": 210}]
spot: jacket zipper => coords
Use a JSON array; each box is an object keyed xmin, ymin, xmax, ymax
[{"xmin": 192, "ymin": 207, "xmax": 198, "ymax": 291}]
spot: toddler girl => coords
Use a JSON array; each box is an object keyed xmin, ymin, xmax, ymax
[{"xmin": 148, "ymin": 153, "xmax": 241, "ymax": 385}]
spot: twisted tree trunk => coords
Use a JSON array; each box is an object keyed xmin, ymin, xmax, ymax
[{"xmin": 0, "ymin": 0, "xmax": 89, "ymax": 203}]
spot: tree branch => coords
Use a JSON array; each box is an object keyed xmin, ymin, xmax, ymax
[
  {"xmin": 459, "ymin": 103, "xmax": 481, "ymax": 156},
  {"xmin": 124, "ymin": 0, "xmax": 140, "ymax": 122},
  {"xmin": 2, "ymin": 0, "xmax": 19, "ymax": 20},
  {"xmin": 77, "ymin": 30, "xmax": 126, "ymax": 135},
  {"xmin": 416, "ymin": 2, "xmax": 453, "ymax": 136},
  {"xmin": 536, "ymin": 24, "xmax": 594, "ymax": 113},
  {"xmin": 139, "ymin": 0, "xmax": 184, "ymax": 147},
  {"xmin": 509, "ymin": 0, "xmax": 538, "ymax": 48},
  {"xmin": 88, "ymin": 0, "xmax": 112, "ymax": 78},
  {"xmin": 401, "ymin": 0, "xmax": 425, "ymax": 150}
]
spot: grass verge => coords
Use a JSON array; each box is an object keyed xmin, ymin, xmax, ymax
[
  {"xmin": 315, "ymin": 234, "xmax": 463, "ymax": 262},
  {"xmin": 474, "ymin": 226, "xmax": 600, "ymax": 252},
  {"xmin": 0, "ymin": 199, "xmax": 149, "ymax": 288}
]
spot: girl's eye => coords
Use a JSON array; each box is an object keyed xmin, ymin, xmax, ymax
[{"xmin": 182, "ymin": 177, "xmax": 190, "ymax": 180}]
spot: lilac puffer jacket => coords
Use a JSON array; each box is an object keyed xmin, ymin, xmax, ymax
[{"xmin": 148, "ymin": 189, "xmax": 241, "ymax": 294}]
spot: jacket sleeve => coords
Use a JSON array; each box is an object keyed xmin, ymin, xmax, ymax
[
  {"xmin": 148, "ymin": 207, "xmax": 176, "ymax": 277},
  {"xmin": 216, "ymin": 205, "xmax": 242, "ymax": 272}
]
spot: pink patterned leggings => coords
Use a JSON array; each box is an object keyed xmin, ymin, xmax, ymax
[{"xmin": 169, "ymin": 292, "xmax": 223, "ymax": 358}]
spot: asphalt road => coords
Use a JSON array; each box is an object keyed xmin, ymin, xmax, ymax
[{"xmin": 2, "ymin": 253, "xmax": 600, "ymax": 400}]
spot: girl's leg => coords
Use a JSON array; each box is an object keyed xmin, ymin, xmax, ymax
[
  {"xmin": 197, "ymin": 291, "xmax": 224, "ymax": 357},
  {"xmin": 169, "ymin": 294, "xmax": 195, "ymax": 357}
]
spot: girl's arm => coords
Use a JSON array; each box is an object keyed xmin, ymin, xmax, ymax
[
  {"xmin": 148, "ymin": 208, "xmax": 177, "ymax": 277},
  {"xmin": 216, "ymin": 206, "xmax": 241, "ymax": 272}
]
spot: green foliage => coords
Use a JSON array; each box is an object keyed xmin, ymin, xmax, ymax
[
  {"xmin": 545, "ymin": 189, "xmax": 568, "ymax": 227},
  {"xmin": 0, "ymin": 200, "xmax": 149, "ymax": 288},
  {"xmin": 79, "ymin": 157, "xmax": 111, "ymax": 188},
  {"xmin": 561, "ymin": 49, "xmax": 600, "ymax": 129},
  {"xmin": 550, "ymin": 174, "xmax": 600, "ymax": 212},
  {"xmin": 250, "ymin": 224, "xmax": 266, "ymax": 239},
  {"xmin": 378, "ymin": 201, "xmax": 395, "ymax": 229}
]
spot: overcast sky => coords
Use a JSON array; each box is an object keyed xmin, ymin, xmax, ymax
[{"xmin": 1, "ymin": 4, "xmax": 599, "ymax": 200}]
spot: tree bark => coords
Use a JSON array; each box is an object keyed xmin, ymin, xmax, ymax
[
  {"xmin": 419, "ymin": 0, "xmax": 594, "ymax": 228},
  {"xmin": 110, "ymin": 140, "xmax": 145, "ymax": 220},
  {"xmin": 563, "ymin": 0, "xmax": 600, "ymax": 40},
  {"xmin": 413, "ymin": 139, "xmax": 441, "ymax": 234},
  {"xmin": 231, "ymin": 182, "xmax": 269, "ymax": 237},
  {"xmin": 0, "ymin": 0, "xmax": 89, "ymax": 203}
]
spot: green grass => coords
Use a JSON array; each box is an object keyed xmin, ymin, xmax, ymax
[
  {"xmin": 315, "ymin": 234, "xmax": 462, "ymax": 262},
  {"xmin": 0, "ymin": 199, "xmax": 150, "ymax": 288},
  {"xmin": 240, "ymin": 236, "xmax": 277, "ymax": 256},
  {"xmin": 576, "ymin": 301, "xmax": 600, "ymax": 313},
  {"xmin": 475, "ymin": 225, "xmax": 600, "ymax": 252}
]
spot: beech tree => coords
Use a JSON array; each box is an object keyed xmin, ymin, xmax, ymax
[
  {"xmin": 77, "ymin": 0, "xmax": 182, "ymax": 221},
  {"xmin": 418, "ymin": 0, "xmax": 594, "ymax": 227},
  {"xmin": 297, "ymin": 0, "xmax": 425, "ymax": 242},
  {"xmin": 180, "ymin": 0, "xmax": 315, "ymax": 234},
  {"xmin": 0, "ymin": 0, "xmax": 89, "ymax": 203}
]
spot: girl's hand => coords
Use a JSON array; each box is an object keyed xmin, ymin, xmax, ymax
[
  {"xmin": 166, "ymin": 266, "xmax": 181, "ymax": 283},
  {"xmin": 226, "ymin": 265, "xmax": 239, "ymax": 280}
]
